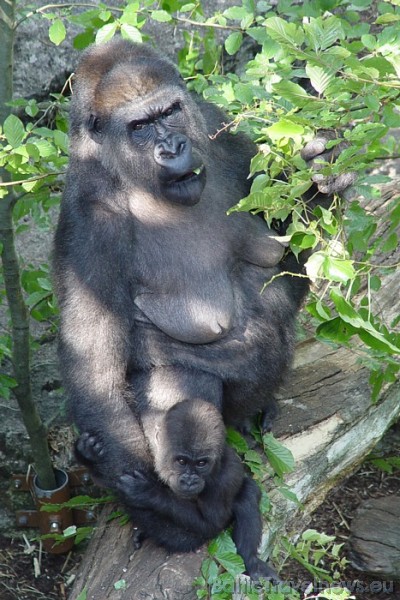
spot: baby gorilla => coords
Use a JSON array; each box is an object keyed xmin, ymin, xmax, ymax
[{"xmin": 76, "ymin": 399, "xmax": 278, "ymax": 582}]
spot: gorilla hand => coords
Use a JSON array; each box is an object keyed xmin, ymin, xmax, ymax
[
  {"xmin": 246, "ymin": 558, "xmax": 281, "ymax": 585},
  {"xmin": 117, "ymin": 472, "xmax": 156, "ymax": 508},
  {"xmin": 301, "ymin": 130, "xmax": 357, "ymax": 196}
]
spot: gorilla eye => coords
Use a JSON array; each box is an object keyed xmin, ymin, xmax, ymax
[
  {"xmin": 176, "ymin": 457, "xmax": 187, "ymax": 466},
  {"xmin": 196, "ymin": 459, "xmax": 208, "ymax": 468},
  {"xmin": 162, "ymin": 102, "xmax": 181, "ymax": 119},
  {"xmin": 130, "ymin": 120, "xmax": 149, "ymax": 132}
]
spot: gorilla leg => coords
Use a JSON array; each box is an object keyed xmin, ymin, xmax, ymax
[{"xmin": 130, "ymin": 366, "xmax": 224, "ymax": 414}]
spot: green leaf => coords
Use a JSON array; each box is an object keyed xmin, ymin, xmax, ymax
[
  {"xmin": 277, "ymin": 486, "xmax": 300, "ymax": 504},
  {"xmin": 95, "ymin": 22, "xmax": 118, "ymax": 45},
  {"xmin": 223, "ymin": 6, "xmax": 248, "ymax": 20},
  {"xmin": 49, "ymin": 19, "xmax": 66, "ymax": 46},
  {"xmin": 99, "ymin": 10, "xmax": 112, "ymax": 22},
  {"xmin": 317, "ymin": 316, "xmax": 357, "ymax": 345},
  {"xmin": 265, "ymin": 16, "xmax": 304, "ymax": 48},
  {"xmin": 114, "ymin": 579, "xmax": 126, "ymax": 590},
  {"xmin": 209, "ymin": 531, "xmax": 237, "ymax": 555},
  {"xmin": 330, "ymin": 290, "xmax": 400, "ymax": 354},
  {"xmin": 375, "ymin": 13, "xmax": 400, "ymax": 24},
  {"xmin": 226, "ymin": 428, "xmax": 249, "ymax": 454},
  {"xmin": 291, "ymin": 231, "xmax": 317, "ymax": 254},
  {"xmin": 53, "ymin": 130, "xmax": 68, "ymax": 153},
  {"xmin": 180, "ymin": 4, "xmax": 196, "ymax": 12},
  {"xmin": 215, "ymin": 552, "xmax": 245, "ymax": 576},
  {"xmin": 322, "ymin": 257, "xmax": 355, "ymax": 284},
  {"xmin": 120, "ymin": 24, "xmax": 143, "ymax": 43},
  {"xmin": 318, "ymin": 588, "xmax": 354, "ymax": 600},
  {"xmin": 4, "ymin": 114, "xmax": 25, "ymax": 148},
  {"xmin": 244, "ymin": 449, "xmax": 263, "ymax": 465},
  {"xmin": 73, "ymin": 30, "xmax": 95, "ymax": 50},
  {"xmin": 224, "ymin": 32, "xmax": 243, "ymax": 55},
  {"xmin": 361, "ymin": 33, "xmax": 376, "ymax": 50},
  {"xmin": 381, "ymin": 232, "xmax": 398, "ymax": 253},
  {"xmin": 262, "ymin": 433, "xmax": 295, "ymax": 476},
  {"xmin": 200, "ymin": 557, "xmax": 219, "ymax": 583},
  {"xmin": 305, "ymin": 63, "xmax": 334, "ymax": 94},
  {"xmin": 302, "ymin": 529, "xmax": 335, "ymax": 544},
  {"xmin": 266, "ymin": 119, "xmax": 304, "ymax": 141},
  {"xmin": 151, "ymin": 10, "xmax": 172, "ymax": 22},
  {"xmin": 76, "ymin": 589, "xmax": 87, "ymax": 600},
  {"xmin": 273, "ymin": 81, "xmax": 315, "ymax": 107},
  {"xmin": 305, "ymin": 251, "xmax": 325, "ymax": 282},
  {"xmin": 34, "ymin": 139, "xmax": 55, "ymax": 158},
  {"xmin": 62, "ymin": 525, "xmax": 77, "ymax": 537}
]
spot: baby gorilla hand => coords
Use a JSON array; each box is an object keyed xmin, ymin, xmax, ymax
[
  {"xmin": 247, "ymin": 558, "xmax": 281, "ymax": 586},
  {"xmin": 116, "ymin": 472, "xmax": 155, "ymax": 508}
]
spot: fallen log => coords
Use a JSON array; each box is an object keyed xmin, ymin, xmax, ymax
[
  {"xmin": 68, "ymin": 185, "xmax": 400, "ymax": 600},
  {"xmin": 348, "ymin": 495, "xmax": 400, "ymax": 579}
]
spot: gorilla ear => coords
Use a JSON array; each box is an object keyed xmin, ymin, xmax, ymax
[{"xmin": 87, "ymin": 114, "xmax": 104, "ymax": 143}]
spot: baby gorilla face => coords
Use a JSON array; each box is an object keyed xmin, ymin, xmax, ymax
[
  {"xmin": 153, "ymin": 398, "xmax": 225, "ymax": 497},
  {"xmin": 168, "ymin": 453, "xmax": 213, "ymax": 498}
]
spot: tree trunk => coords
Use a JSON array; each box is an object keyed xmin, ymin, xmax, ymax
[
  {"xmin": 0, "ymin": 0, "xmax": 57, "ymax": 490},
  {"xmin": 68, "ymin": 186, "xmax": 400, "ymax": 600}
]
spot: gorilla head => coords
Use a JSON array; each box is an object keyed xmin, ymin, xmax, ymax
[
  {"xmin": 70, "ymin": 39, "xmax": 207, "ymax": 206},
  {"xmin": 154, "ymin": 399, "xmax": 226, "ymax": 498}
]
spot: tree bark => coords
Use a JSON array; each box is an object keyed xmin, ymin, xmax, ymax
[
  {"xmin": 68, "ymin": 185, "xmax": 400, "ymax": 600},
  {"xmin": 0, "ymin": 0, "xmax": 57, "ymax": 490}
]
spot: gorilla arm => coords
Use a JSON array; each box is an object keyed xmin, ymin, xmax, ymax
[
  {"xmin": 116, "ymin": 445, "xmax": 243, "ymax": 536},
  {"xmin": 56, "ymin": 263, "xmax": 147, "ymax": 471}
]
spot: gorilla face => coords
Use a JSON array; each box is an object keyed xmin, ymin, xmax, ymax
[
  {"xmin": 168, "ymin": 452, "xmax": 214, "ymax": 498},
  {"xmin": 127, "ymin": 100, "xmax": 206, "ymax": 206},
  {"xmin": 153, "ymin": 399, "xmax": 225, "ymax": 499},
  {"xmin": 82, "ymin": 57, "xmax": 208, "ymax": 207}
]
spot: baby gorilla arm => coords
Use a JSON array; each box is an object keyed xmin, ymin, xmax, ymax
[
  {"xmin": 116, "ymin": 448, "xmax": 240, "ymax": 537},
  {"xmin": 76, "ymin": 431, "xmax": 232, "ymax": 539},
  {"xmin": 232, "ymin": 477, "xmax": 280, "ymax": 583}
]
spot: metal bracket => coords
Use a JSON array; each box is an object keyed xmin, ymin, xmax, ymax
[
  {"xmin": 11, "ymin": 467, "xmax": 92, "ymax": 492},
  {"xmin": 11, "ymin": 467, "xmax": 98, "ymax": 553}
]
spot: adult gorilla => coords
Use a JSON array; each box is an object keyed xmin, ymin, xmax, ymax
[{"xmin": 54, "ymin": 38, "xmax": 351, "ymax": 468}]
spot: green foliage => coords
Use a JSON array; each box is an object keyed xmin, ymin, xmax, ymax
[
  {"xmin": 39, "ymin": 494, "xmax": 114, "ymax": 546},
  {"xmin": 277, "ymin": 529, "xmax": 350, "ymax": 584},
  {"xmin": 0, "ymin": 2, "xmax": 399, "ymax": 593},
  {"xmin": 195, "ymin": 528, "xmax": 352, "ymax": 599},
  {"xmin": 39, "ymin": 493, "xmax": 114, "ymax": 512},
  {"xmin": 3, "ymin": 0, "xmax": 397, "ymax": 407},
  {"xmin": 114, "ymin": 579, "xmax": 127, "ymax": 590},
  {"xmin": 368, "ymin": 454, "xmax": 400, "ymax": 473}
]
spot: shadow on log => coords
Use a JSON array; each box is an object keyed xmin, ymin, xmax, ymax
[{"xmin": 68, "ymin": 185, "xmax": 400, "ymax": 600}]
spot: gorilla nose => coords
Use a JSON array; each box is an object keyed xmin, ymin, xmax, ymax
[{"xmin": 155, "ymin": 134, "xmax": 189, "ymax": 159}]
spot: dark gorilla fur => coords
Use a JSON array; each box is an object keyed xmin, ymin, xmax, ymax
[
  {"xmin": 76, "ymin": 399, "xmax": 277, "ymax": 582},
  {"xmin": 54, "ymin": 38, "xmax": 310, "ymax": 436},
  {"xmin": 54, "ymin": 38, "xmax": 352, "ymax": 572}
]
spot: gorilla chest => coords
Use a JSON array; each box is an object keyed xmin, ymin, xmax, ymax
[{"xmin": 131, "ymin": 231, "xmax": 236, "ymax": 344}]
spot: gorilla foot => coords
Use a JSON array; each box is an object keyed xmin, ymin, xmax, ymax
[
  {"xmin": 259, "ymin": 401, "xmax": 279, "ymax": 434},
  {"xmin": 75, "ymin": 431, "xmax": 105, "ymax": 463}
]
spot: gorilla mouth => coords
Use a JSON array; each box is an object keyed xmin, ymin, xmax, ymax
[
  {"xmin": 163, "ymin": 164, "xmax": 206, "ymax": 206},
  {"xmin": 172, "ymin": 164, "xmax": 205, "ymax": 184}
]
